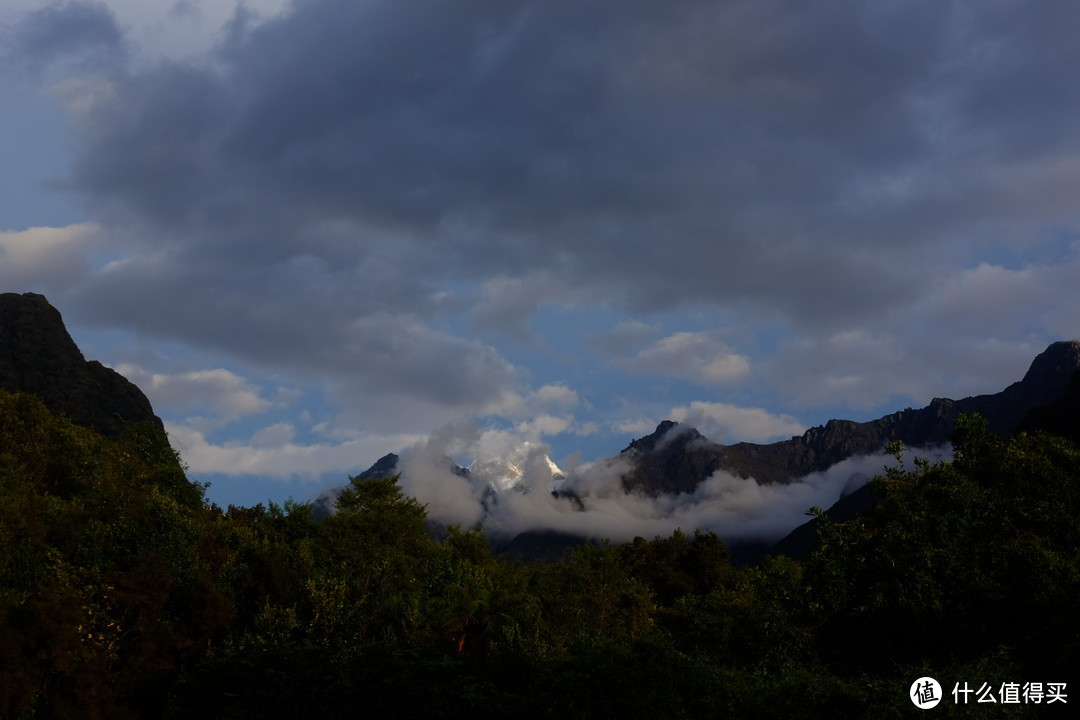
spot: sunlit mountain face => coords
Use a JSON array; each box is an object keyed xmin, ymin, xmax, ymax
[{"xmin": 467, "ymin": 442, "xmax": 568, "ymax": 494}]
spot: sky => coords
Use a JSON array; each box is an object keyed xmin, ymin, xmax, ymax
[{"xmin": 2, "ymin": 0, "xmax": 1079, "ymax": 520}]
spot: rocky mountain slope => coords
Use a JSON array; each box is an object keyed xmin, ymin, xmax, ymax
[
  {"xmin": 0, "ymin": 292, "xmax": 165, "ymax": 439},
  {"xmin": 620, "ymin": 340, "xmax": 1080, "ymax": 496}
]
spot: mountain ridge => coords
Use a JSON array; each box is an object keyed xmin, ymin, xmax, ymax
[
  {"xmin": 0, "ymin": 292, "xmax": 166, "ymax": 439},
  {"xmin": 619, "ymin": 340, "xmax": 1080, "ymax": 495},
  {"xmin": 349, "ymin": 341, "xmax": 1080, "ymax": 506},
  {"xmin": 6, "ymin": 291, "xmax": 1076, "ymax": 565},
  {"xmin": 341, "ymin": 340, "xmax": 1080, "ymax": 563}
]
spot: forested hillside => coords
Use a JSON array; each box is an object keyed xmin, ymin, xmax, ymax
[{"xmin": 1, "ymin": 389, "xmax": 1076, "ymax": 718}]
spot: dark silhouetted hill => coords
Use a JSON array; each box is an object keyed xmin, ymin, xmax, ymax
[
  {"xmin": 0, "ymin": 292, "xmax": 165, "ymax": 439},
  {"xmin": 621, "ymin": 341, "xmax": 1080, "ymax": 496},
  {"xmin": 765, "ymin": 341, "xmax": 1080, "ymax": 561}
]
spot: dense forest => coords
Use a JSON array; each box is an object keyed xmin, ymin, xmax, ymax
[{"xmin": 1, "ymin": 387, "xmax": 1077, "ymax": 718}]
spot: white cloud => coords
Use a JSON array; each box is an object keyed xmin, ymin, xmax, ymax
[
  {"xmin": 250, "ymin": 422, "xmax": 294, "ymax": 448},
  {"xmin": 669, "ymin": 401, "xmax": 805, "ymax": 444},
  {"xmin": 532, "ymin": 383, "xmax": 580, "ymax": 409},
  {"xmin": 615, "ymin": 418, "xmax": 661, "ymax": 436},
  {"xmin": 394, "ymin": 434, "xmax": 952, "ymax": 545},
  {"xmin": 0, "ymin": 223, "xmax": 98, "ymax": 289},
  {"xmin": 116, "ymin": 364, "xmax": 272, "ymax": 423},
  {"xmin": 618, "ymin": 331, "xmax": 750, "ymax": 384},
  {"xmin": 399, "ymin": 453, "xmax": 486, "ymax": 527},
  {"xmin": 513, "ymin": 414, "xmax": 572, "ymax": 440},
  {"xmin": 167, "ymin": 421, "xmax": 423, "ymax": 480},
  {"xmin": 490, "ymin": 382, "xmax": 580, "ymax": 421}
]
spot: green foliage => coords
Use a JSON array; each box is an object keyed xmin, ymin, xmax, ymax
[
  {"xmin": 422, "ymin": 525, "xmax": 541, "ymax": 660},
  {"xmin": 532, "ymin": 540, "xmax": 658, "ymax": 656},
  {"xmin": 0, "ymin": 390, "xmax": 226, "ymax": 718},
  {"xmin": 3, "ymin": 396, "xmax": 1077, "ymax": 718},
  {"xmin": 622, "ymin": 528, "xmax": 732, "ymax": 605},
  {"xmin": 807, "ymin": 415, "xmax": 1080, "ymax": 679}
]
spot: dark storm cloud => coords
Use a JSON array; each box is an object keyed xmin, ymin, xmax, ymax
[
  {"xmin": 2, "ymin": 1, "xmax": 126, "ymax": 76},
  {"xmin": 52, "ymin": 0, "xmax": 1080, "ymax": 414},
  {"xmin": 77, "ymin": 248, "xmax": 516, "ymax": 419},
  {"xmin": 75, "ymin": 3, "xmax": 1078, "ymax": 286}
]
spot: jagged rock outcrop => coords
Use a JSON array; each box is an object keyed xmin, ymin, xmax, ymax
[
  {"xmin": 0, "ymin": 292, "xmax": 165, "ymax": 439},
  {"xmin": 1018, "ymin": 370, "xmax": 1080, "ymax": 443},
  {"xmin": 620, "ymin": 421, "xmax": 726, "ymax": 495},
  {"xmin": 313, "ymin": 451, "xmax": 475, "ymax": 519},
  {"xmin": 621, "ymin": 341, "xmax": 1080, "ymax": 494},
  {"xmin": 357, "ymin": 452, "xmax": 402, "ymax": 479},
  {"xmin": 312, "ymin": 452, "xmax": 405, "ymax": 518}
]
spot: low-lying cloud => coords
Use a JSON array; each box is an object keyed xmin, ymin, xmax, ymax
[
  {"xmin": 354, "ymin": 421, "xmax": 952, "ymax": 546},
  {"xmin": 668, "ymin": 401, "xmax": 805, "ymax": 444}
]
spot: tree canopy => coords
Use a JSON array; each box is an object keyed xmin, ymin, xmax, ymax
[{"xmin": 1, "ymin": 389, "xmax": 1075, "ymax": 718}]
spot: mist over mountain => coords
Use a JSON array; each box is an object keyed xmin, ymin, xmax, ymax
[
  {"xmin": 3, "ymin": 302, "xmax": 1074, "ymax": 718},
  {"xmin": 340, "ymin": 340, "xmax": 1080, "ymax": 554},
  {"xmin": 8, "ymin": 315, "xmax": 1076, "ymax": 717},
  {"xmin": 5, "ymin": 291, "xmax": 1079, "ymax": 558},
  {"xmin": 621, "ymin": 340, "xmax": 1080, "ymax": 493}
]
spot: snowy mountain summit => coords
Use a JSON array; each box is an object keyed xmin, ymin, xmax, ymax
[{"xmin": 468, "ymin": 441, "xmax": 567, "ymax": 494}]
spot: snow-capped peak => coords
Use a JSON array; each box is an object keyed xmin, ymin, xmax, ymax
[{"xmin": 468, "ymin": 441, "xmax": 566, "ymax": 493}]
